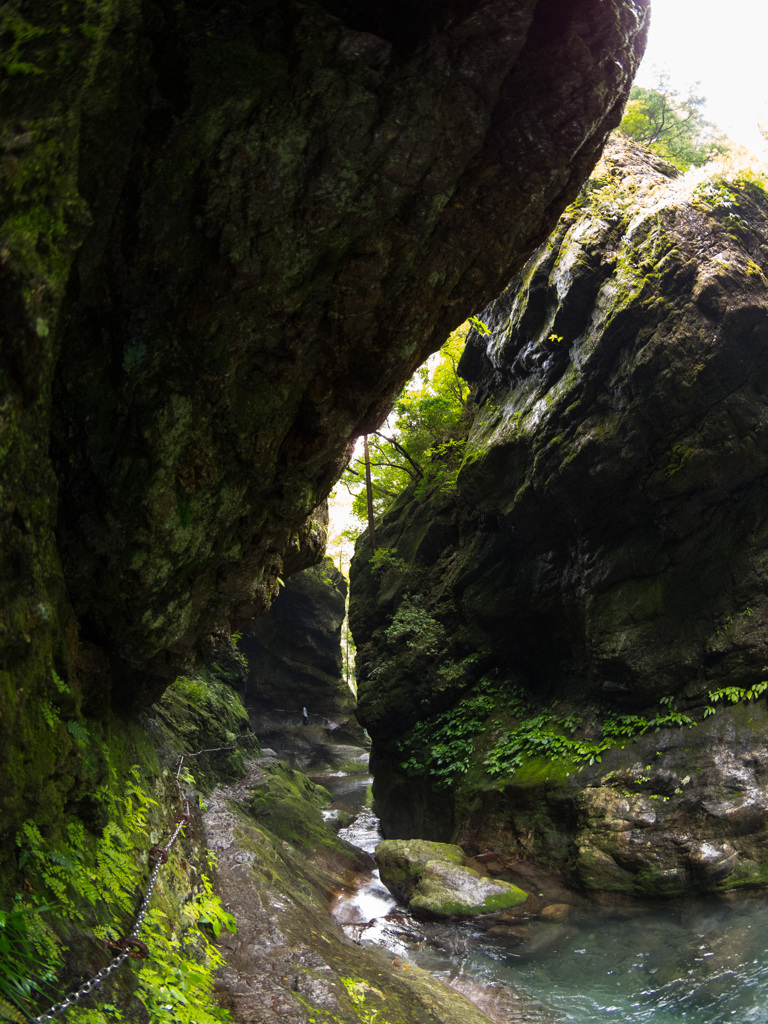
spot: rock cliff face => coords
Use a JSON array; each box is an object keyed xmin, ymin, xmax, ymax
[
  {"xmin": 350, "ymin": 137, "xmax": 768, "ymax": 896},
  {"xmin": 238, "ymin": 558, "xmax": 356, "ymax": 729},
  {"xmin": 4, "ymin": 0, "xmax": 647, "ymax": 703},
  {"xmin": 0, "ymin": 0, "xmax": 647, "ymax": 851}
]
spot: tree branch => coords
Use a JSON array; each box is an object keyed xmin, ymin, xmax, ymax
[{"xmin": 372, "ymin": 431, "xmax": 424, "ymax": 478}]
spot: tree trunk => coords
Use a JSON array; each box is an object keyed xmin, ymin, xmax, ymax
[{"xmin": 363, "ymin": 434, "xmax": 376, "ymax": 551}]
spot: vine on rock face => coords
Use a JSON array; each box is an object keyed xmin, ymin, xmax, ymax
[{"xmin": 394, "ymin": 677, "xmax": 765, "ymax": 791}]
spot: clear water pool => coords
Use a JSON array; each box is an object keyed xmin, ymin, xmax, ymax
[{"xmin": 329, "ymin": 770, "xmax": 768, "ymax": 1023}]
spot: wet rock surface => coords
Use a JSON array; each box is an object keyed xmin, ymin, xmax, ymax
[
  {"xmin": 238, "ymin": 559, "xmax": 363, "ymax": 742},
  {"xmin": 409, "ymin": 859, "xmax": 528, "ymax": 918},
  {"xmin": 375, "ymin": 838, "xmax": 528, "ymax": 917},
  {"xmin": 375, "ymin": 839, "xmax": 465, "ymax": 902},
  {"xmin": 350, "ymin": 137, "xmax": 768, "ymax": 896},
  {"xmin": 203, "ymin": 758, "xmax": 507, "ymax": 1024}
]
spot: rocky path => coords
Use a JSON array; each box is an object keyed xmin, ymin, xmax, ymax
[{"xmin": 202, "ymin": 756, "xmax": 505, "ymax": 1024}]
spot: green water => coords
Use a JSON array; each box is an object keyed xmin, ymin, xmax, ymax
[
  {"xmin": 422, "ymin": 896, "xmax": 768, "ymax": 1023},
  {"xmin": 330, "ymin": 770, "xmax": 768, "ymax": 1022}
]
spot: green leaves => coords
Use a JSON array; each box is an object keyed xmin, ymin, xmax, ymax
[
  {"xmin": 0, "ymin": 902, "xmax": 58, "ymax": 1018},
  {"xmin": 344, "ymin": 325, "xmax": 472, "ymax": 523},
  {"xmin": 704, "ymin": 680, "xmax": 768, "ymax": 716},
  {"xmin": 192, "ymin": 875, "xmax": 237, "ymax": 939},
  {"xmin": 398, "ymin": 680, "xmax": 714, "ymax": 791},
  {"xmin": 384, "ymin": 595, "xmax": 445, "ymax": 657},
  {"xmin": 468, "ymin": 316, "xmax": 490, "ymax": 336},
  {"xmin": 136, "ymin": 908, "xmax": 232, "ymax": 1024},
  {"xmin": 618, "ymin": 73, "xmax": 728, "ymax": 169}
]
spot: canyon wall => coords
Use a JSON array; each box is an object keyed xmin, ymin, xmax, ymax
[
  {"xmin": 0, "ymin": 0, "xmax": 647, "ymax": 855},
  {"xmin": 351, "ymin": 137, "xmax": 768, "ymax": 896}
]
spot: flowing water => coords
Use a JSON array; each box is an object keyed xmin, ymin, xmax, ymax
[{"xmin": 324, "ymin": 770, "xmax": 768, "ymax": 1024}]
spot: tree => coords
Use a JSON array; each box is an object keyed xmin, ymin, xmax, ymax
[
  {"xmin": 619, "ymin": 73, "xmax": 728, "ymax": 169},
  {"xmin": 342, "ymin": 323, "xmax": 472, "ymax": 526}
]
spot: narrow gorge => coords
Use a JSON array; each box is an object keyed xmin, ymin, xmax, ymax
[{"xmin": 9, "ymin": 0, "xmax": 768, "ymax": 1022}]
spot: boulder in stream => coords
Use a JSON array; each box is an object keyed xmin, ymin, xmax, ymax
[
  {"xmin": 375, "ymin": 839, "xmax": 465, "ymax": 902},
  {"xmin": 376, "ymin": 838, "xmax": 527, "ymax": 917},
  {"xmin": 409, "ymin": 860, "xmax": 529, "ymax": 918}
]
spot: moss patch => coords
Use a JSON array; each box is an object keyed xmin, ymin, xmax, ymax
[{"xmin": 248, "ymin": 763, "xmax": 334, "ymax": 849}]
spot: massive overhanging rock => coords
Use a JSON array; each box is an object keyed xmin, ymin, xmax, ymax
[
  {"xmin": 349, "ymin": 137, "xmax": 768, "ymax": 896},
  {"xmin": 1, "ymin": 0, "xmax": 647, "ymax": 723}
]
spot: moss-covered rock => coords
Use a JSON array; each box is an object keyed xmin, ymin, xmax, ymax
[
  {"xmin": 5, "ymin": 0, "xmax": 648, "ymax": 713},
  {"xmin": 375, "ymin": 838, "xmax": 465, "ymax": 902},
  {"xmin": 350, "ymin": 137, "xmax": 768, "ymax": 897},
  {"xmin": 375, "ymin": 838, "xmax": 527, "ymax": 916},
  {"xmin": 409, "ymin": 860, "xmax": 528, "ymax": 918},
  {"xmin": 249, "ymin": 762, "xmax": 334, "ymax": 849}
]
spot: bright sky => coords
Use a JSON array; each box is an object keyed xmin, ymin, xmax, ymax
[{"xmin": 634, "ymin": 0, "xmax": 768, "ymax": 153}]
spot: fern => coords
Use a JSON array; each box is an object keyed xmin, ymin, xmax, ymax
[{"xmin": 0, "ymin": 997, "xmax": 26, "ymax": 1023}]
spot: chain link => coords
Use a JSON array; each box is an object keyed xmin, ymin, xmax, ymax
[{"xmin": 30, "ymin": 744, "xmax": 230, "ymax": 1023}]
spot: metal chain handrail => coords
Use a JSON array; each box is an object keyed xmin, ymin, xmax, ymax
[
  {"xmin": 32, "ymin": 811, "xmax": 189, "ymax": 1024},
  {"xmin": 30, "ymin": 733, "xmax": 256, "ymax": 1023}
]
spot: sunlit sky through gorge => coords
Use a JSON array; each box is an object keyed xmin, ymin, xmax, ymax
[{"xmin": 635, "ymin": 0, "xmax": 768, "ymax": 154}]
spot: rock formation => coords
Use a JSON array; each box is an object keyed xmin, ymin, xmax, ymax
[
  {"xmin": 238, "ymin": 557, "xmax": 359, "ymax": 736},
  {"xmin": 0, "ymin": 0, "xmax": 647, "ymax": 857},
  {"xmin": 375, "ymin": 838, "xmax": 528, "ymax": 917},
  {"xmin": 351, "ymin": 136, "xmax": 768, "ymax": 896}
]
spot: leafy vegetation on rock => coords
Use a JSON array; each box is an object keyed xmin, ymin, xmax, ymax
[
  {"xmin": 0, "ymin": 671, "xmax": 253, "ymax": 1022},
  {"xmin": 396, "ymin": 677, "xmax": 707, "ymax": 792},
  {"xmin": 619, "ymin": 73, "xmax": 728, "ymax": 168}
]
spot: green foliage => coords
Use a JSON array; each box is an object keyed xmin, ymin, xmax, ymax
[
  {"xmin": 467, "ymin": 316, "xmax": 490, "ymax": 336},
  {"xmin": 384, "ymin": 596, "xmax": 445, "ymax": 657},
  {"xmin": 17, "ymin": 763, "xmax": 157, "ymax": 930},
  {"xmin": 398, "ymin": 679, "xmax": 501, "ymax": 786},
  {"xmin": 193, "ymin": 874, "xmax": 237, "ymax": 939},
  {"xmin": 9, "ymin": 751, "xmax": 233, "ymax": 1024},
  {"xmin": 0, "ymin": 900, "xmax": 58, "ymax": 1017},
  {"xmin": 693, "ymin": 179, "xmax": 749, "ymax": 234},
  {"xmin": 412, "ymin": 437, "xmax": 466, "ymax": 501},
  {"xmin": 704, "ymin": 681, "xmax": 768, "ymax": 717},
  {"xmin": 399, "ymin": 681, "xmax": 700, "ymax": 790},
  {"xmin": 369, "ymin": 548, "xmax": 409, "ymax": 576},
  {"xmin": 0, "ymin": 12, "xmax": 46, "ymax": 75},
  {"xmin": 0, "ymin": 996, "xmax": 26, "ymax": 1024},
  {"xmin": 619, "ymin": 73, "xmax": 728, "ymax": 169},
  {"xmin": 133, "ymin": 905, "xmax": 232, "ymax": 1024},
  {"xmin": 343, "ymin": 326, "xmax": 472, "ymax": 522},
  {"xmin": 484, "ymin": 718, "xmax": 607, "ymax": 778},
  {"xmin": 732, "ymin": 167, "xmax": 768, "ymax": 196}
]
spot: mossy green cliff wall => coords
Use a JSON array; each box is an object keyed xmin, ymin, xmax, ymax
[
  {"xmin": 350, "ymin": 137, "xmax": 768, "ymax": 896},
  {"xmin": 0, "ymin": 0, "xmax": 647, "ymax": 863}
]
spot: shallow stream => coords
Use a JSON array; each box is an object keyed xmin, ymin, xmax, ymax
[{"xmin": 322, "ymin": 770, "xmax": 768, "ymax": 1024}]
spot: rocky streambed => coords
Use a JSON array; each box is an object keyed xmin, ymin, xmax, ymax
[
  {"xmin": 201, "ymin": 740, "xmax": 506, "ymax": 1024},
  {"xmin": 201, "ymin": 724, "xmax": 768, "ymax": 1024},
  {"xmin": 325, "ymin": 764, "xmax": 768, "ymax": 1024}
]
